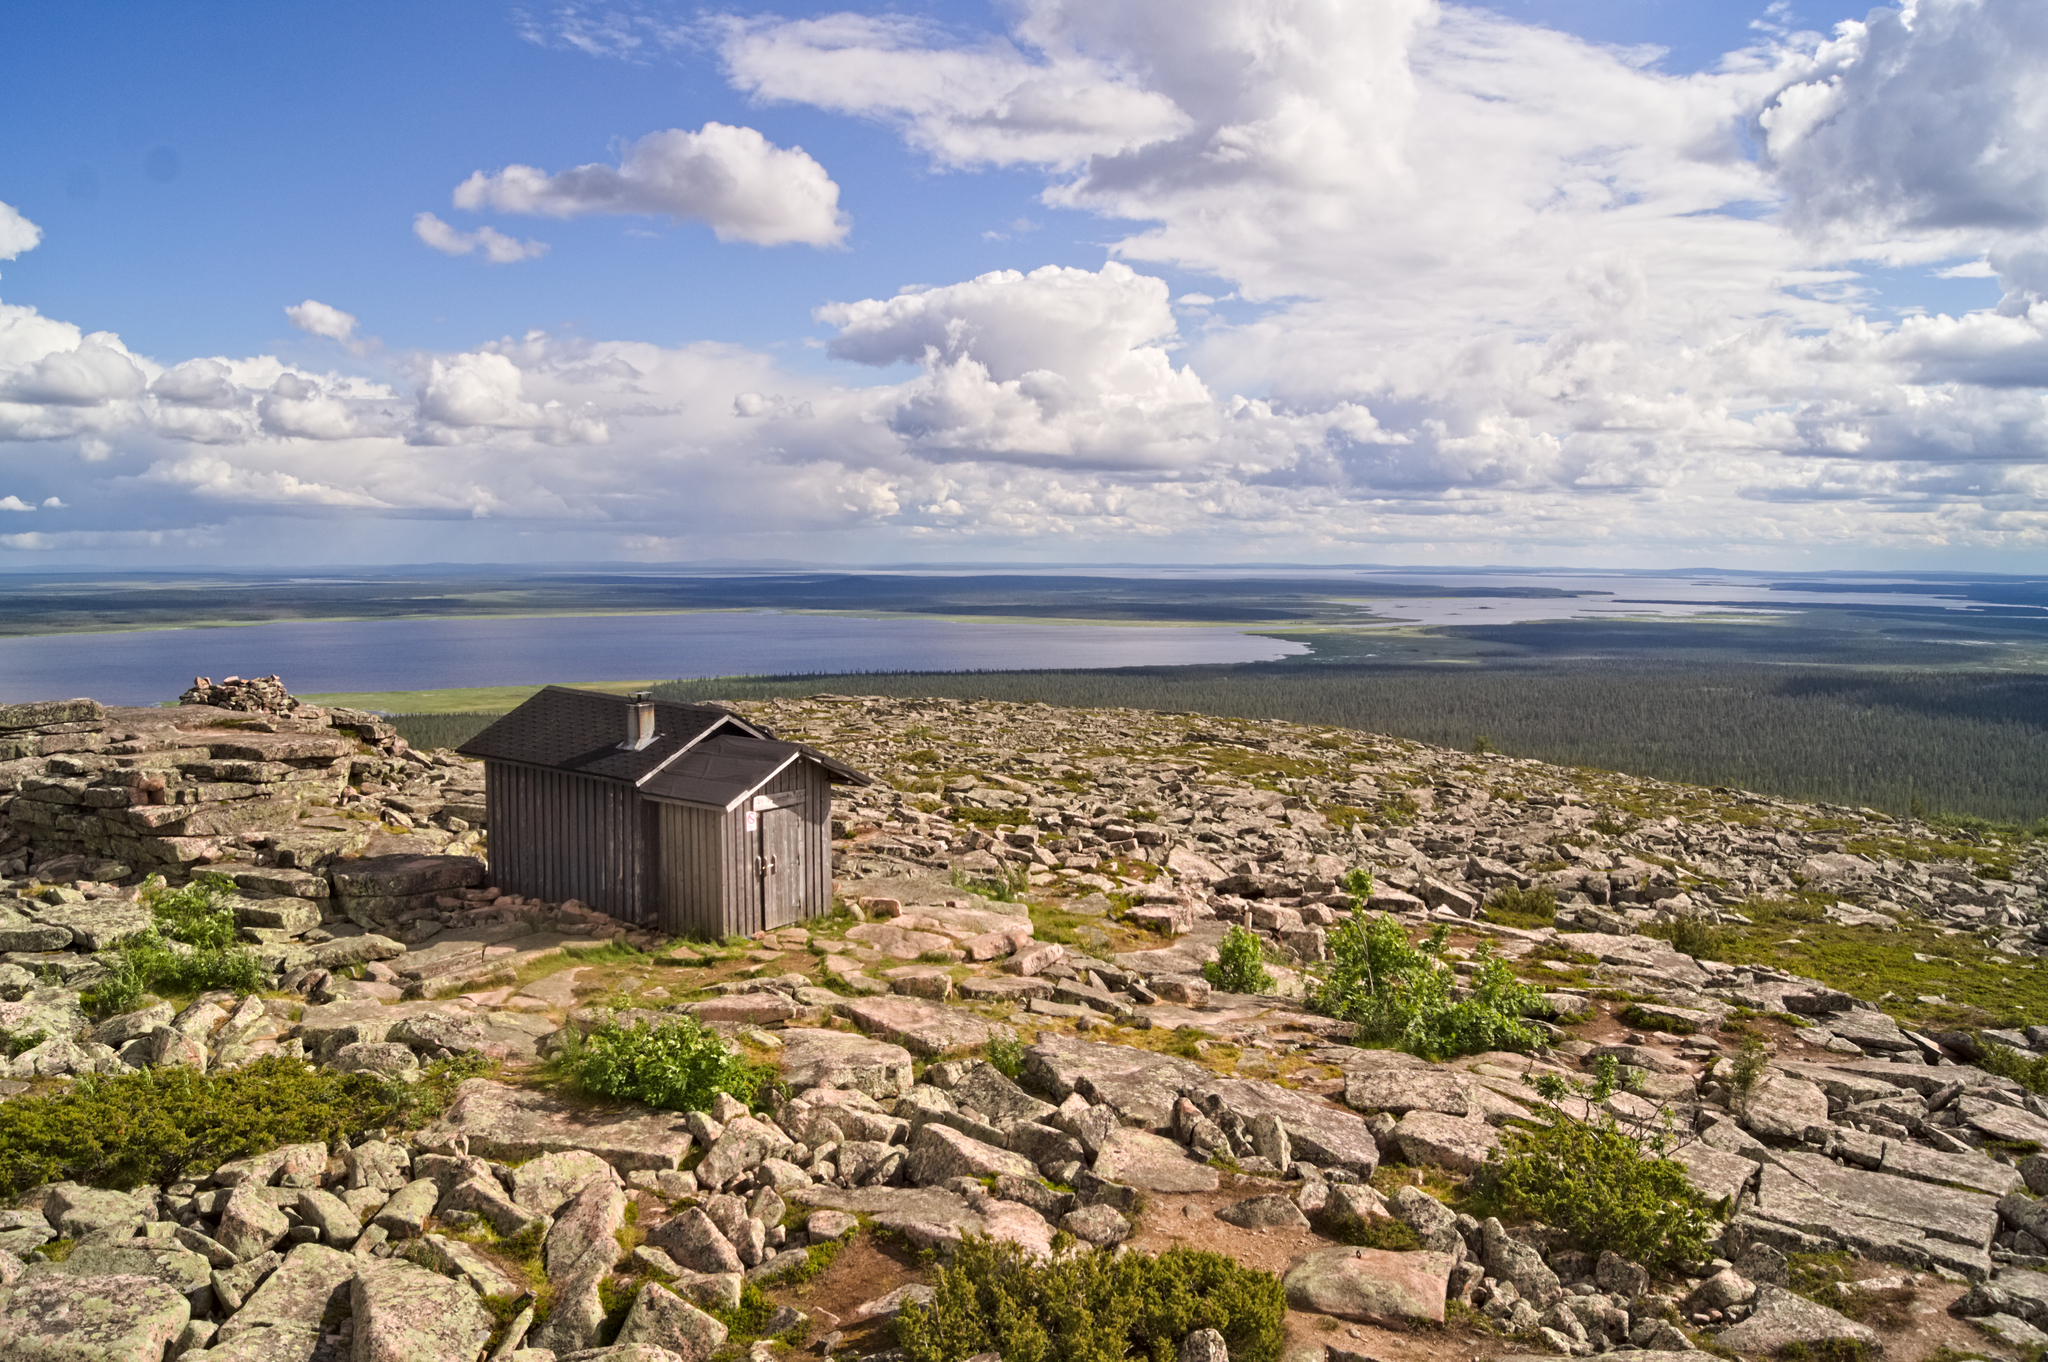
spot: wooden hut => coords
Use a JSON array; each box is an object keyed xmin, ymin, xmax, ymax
[{"xmin": 458, "ymin": 686, "xmax": 872, "ymax": 937}]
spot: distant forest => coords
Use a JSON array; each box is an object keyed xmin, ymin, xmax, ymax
[{"xmin": 393, "ymin": 663, "xmax": 2048, "ymax": 827}]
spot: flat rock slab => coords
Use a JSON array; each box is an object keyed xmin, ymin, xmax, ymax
[
  {"xmin": 1752, "ymin": 1160, "xmax": 1993, "ymax": 1280},
  {"xmin": 1717, "ymin": 1284, "xmax": 1883, "ymax": 1359},
  {"xmin": 791, "ymin": 1185, "xmax": 988, "ymax": 1249},
  {"xmin": 330, "ymin": 853, "xmax": 486, "ymax": 898},
  {"xmin": 1391, "ymin": 1110, "xmax": 1499, "ymax": 1175},
  {"xmin": 213, "ymin": 1242, "xmax": 355, "ymax": 1344},
  {"xmin": 835, "ymin": 996, "xmax": 1010, "ymax": 1058},
  {"xmin": 419, "ymin": 1079, "xmax": 693, "ymax": 1172},
  {"xmin": 1669, "ymin": 1141, "xmax": 1761, "ymax": 1208},
  {"xmin": 1025, "ymin": 1038, "xmax": 1208, "ymax": 1103},
  {"xmin": 0, "ymin": 1271, "xmax": 192, "ymax": 1361},
  {"xmin": 1091, "ymin": 1128, "xmax": 1219, "ymax": 1193},
  {"xmin": 1283, "ymin": 1246, "xmax": 1454, "ymax": 1325}
]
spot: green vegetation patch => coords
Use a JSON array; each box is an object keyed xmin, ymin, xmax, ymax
[
  {"xmin": 0, "ymin": 1053, "xmax": 483, "ymax": 1199},
  {"xmin": 1488, "ymin": 1058, "xmax": 1717, "ymax": 1271},
  {"xmin": 896, "ymin": 1236, "xmax": 1287, "ymax": 1362},
  {"xmin": 1702, "ymin": 898, "xmax": 2048, "ymax": 1031},
  {"xmin": 1482, "ymin": 883, "xmax": 1557, "ymax": 930},
  {"xmin": 1310, "ymin": 917, "xmax": 1544, "ymax": 1060},
  {"xmin": 81, "ymin": 873, "xmax": 266, "ymax": 1017},
  {"xmin": 555, "ymin": 1015, "xmax": 769, "ymax": 1112},
  {"xmin": 1204, "ymin": 924, "xmax": 1275, "ymax": 995}
]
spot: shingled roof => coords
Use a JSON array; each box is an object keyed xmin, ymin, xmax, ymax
[{"xmin": 457, "ymin": 685, "xmax": 871, "ymax": 795}]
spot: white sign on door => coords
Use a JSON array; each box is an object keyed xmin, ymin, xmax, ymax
[{"xmin": 745, "ymin": 810, "xmax": 759, "ymax": 832}]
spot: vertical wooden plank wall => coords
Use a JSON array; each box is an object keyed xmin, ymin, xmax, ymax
[{"xmin": 485, "ymin": 762, "xmax": 646, "ymax": 923}]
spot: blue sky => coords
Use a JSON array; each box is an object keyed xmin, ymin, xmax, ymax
[{"xmin": 0, "ymin": 0, "xmax": 2041, "ymax": 568}]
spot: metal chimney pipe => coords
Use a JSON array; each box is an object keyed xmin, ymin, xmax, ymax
[{"xmin": 623, "ymin": 692, "xmax": 657, "ymax": 749}]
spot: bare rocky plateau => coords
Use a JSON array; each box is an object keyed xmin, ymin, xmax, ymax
[{"xmin": 0, "ymin": 684, "xmax": 2045, "ymax": 1362}]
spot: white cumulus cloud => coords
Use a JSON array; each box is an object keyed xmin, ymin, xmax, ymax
[
  {"xmin": 284, "ymin": 299, "xmax": 360, "ymax": 345},
  {"xmin": 413, "ymin": 212, "xmax": 551, "ymax": 264},
  {"xmin": 451, "ymin": 123, "xmax": 849, "ymax": 248},
  {"xmin": 0, "ymin": 200, "xmax": 41, "ymax": 267}
]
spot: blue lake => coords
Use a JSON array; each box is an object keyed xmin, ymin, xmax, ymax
[{"xmin": 0, "ymin": 612, "xmax": 1309, "ymax": 707}]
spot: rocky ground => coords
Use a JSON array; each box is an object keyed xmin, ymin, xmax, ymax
[{"xmin": 0, "ymin": 685, "xmax": 2046, "ymax": 1362}]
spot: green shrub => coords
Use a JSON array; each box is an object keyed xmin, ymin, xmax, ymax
[
  {"xmin": 1483, "ymin": 884, "xmax": 1556, "ymax": 929},
  {"xmin": 1340, "ymin": 868, "xmax": 1374, "ymax": 908},
  {"xmin": 982, "ymin": 1032, "xmax": 1026, "ymax": 1082},
  {"xmin": 559, "ymin": 1015, "xmax": 766, "ymax": 1112},
  {"xmin": 1204, "ymin": 925, "xmax": 1274, "ymax": 995},
  {"xmin": 896, "ymin": 1236, "xmax": 1286, "ymax": 1362},
  {"xmin": 1975, "ymin": 1042, "xmax": 2048, "ymax": 1095},
  {"xmin": 0, "ymin": 1054, "xmax": 427, "ymax": 1198},
  {"xmin": 1310, "ymin": 916, "xmax": 1545, "ymax": 1060},
  {"xmin": 1641, "ymin": 914, "xmax": 1728, "ymax": 961},
  {"xmin": 1488, "ymin": 1057, "xmax": 1716, "ymax": 1272}
]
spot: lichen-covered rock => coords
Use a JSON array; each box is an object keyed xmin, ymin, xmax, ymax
[
  {"xmin": 344, "ymin": 1140, "xmax": 413, "ymax": 1192},
  {"xmin": 1716, "ymin": 1284, "xmax": 1882, "ymax": 1359},
  {"xmin": 647, "ymin": 1208, "xmax": 743, "ymax": 1276},
  {"xmin": 613, "ymin": 1280, "xmax": 730, "ymax": 1362},
  {"xmin": 0, "ymin": 1271, "xmax": 191, "ymax": 1361},
  {"xmin": 1282, "ymin": 1246, "xmax": 1455, "ymax": 1324},
  {"xmin": 547, "ymin": 1177, "xmax": 629, "ymax": 1280},
  {"xmin": 1217, "ymin": 1194, "xmax": 1308, "ymax": 1229},
  {"xmin": 216, "ymin": 1184, "xmax": 291, "ymax": 1261},
  {"xmin": 509, "ymin": 1149, "xmax": 618, "ymax": 1217},
  {"xmin": 905, "ymin": 1122, "xmax": 1036, "ymax": 1185},
  {"xmin": 210, "ymin": 1242, "xmax": 354, "ymax": 1347},
  {"xmin": 350, "ymin": 1257, "xmax": 493, "ymax": 1362}
]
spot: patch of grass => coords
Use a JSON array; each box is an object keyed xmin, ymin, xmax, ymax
[
  {"xmin": 947, "ymin": 806, "xmax": 1029, "ymax": 830},
  {"xmin": 1779, "ymin": 1341, "xmax": 1878, "ymax": 1362},
  {"xmin": 1620, "ymin": 1004, "xmax": 1698, "ymax": 1036},
  {"xmin": 896, "ymin": 1236, "xmax": 1287, "ymax": 1362},
  {"xmin": 1335, "ymin": 1216, "xmax": 1422, "ymax": 1251},
  {"xmin": 1701, "ymin": 897, "xmax": 2048, "ymax": 1031},
  {"xmin": 1482, "ymin": 883, "xmax": 1556, "ymax": 930},
  {"xmin": 1975, "ymin": 1043, "xmax": 2048, "ymax": 1095},
  {"xmin": 1641, "ymin": 915, "xmax": 1730, "ymax": 962},
  {"xmin": 80, "ymin": 873, "xmax": 268, "ymax": 1017}
]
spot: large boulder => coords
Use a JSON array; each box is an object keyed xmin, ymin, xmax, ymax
[
  {"xmin": 1717, "ymin": 1284, "xmax": 1883, "ymax": 1359},
  {"xmin": 418, "ymin": 1079, "xmax": 693, "ymax": 1172},
  {"xmin": 350, "ymin": 1258, "xmax": 493, "ymax": 1362},
  {"xmin": 646, "ymin": 1209, "xmax": 744, "ymax": 1275},
  {"xmin": 547, "ymin": 1178, "xmax": 629, "ymax": 1280},
  {"xmin": 210, "ymin": 1242, "xmax": 355, "ymax": 1347},
  {"xmin": 1739, "ymin": 1073, "xmax": 1832, "ymax": 1143},
  {"xmin": 1283, "ymin": 1246, "xmax": 1455, "ymax": 1324},
  {"xmin": 1482, "ymin": 1218, "xmax": 1562, "ymax": 1308},
  {"xmin": 613, "ymin": 1281, "xmax": 730, "ymax": 1362},
  {"xmin": 905, "ymin": 1123, "xmax": 1036, "ymax": 1185},
  {"xmin": 836, "ymin": 996, "xmax": 1013, "ymax": 1059},
  {"xmin": 1392, "ymin": 1110, "xmax": 1500, "ymax": 1175},
  {"xmin": 0, "ymin": 1272, "xmax": 191, "ymax": 1361},
  {"xmin": 776, "ymin": 1029, "xmax": 915, "ymax": 1099},
  {"xmin": 509, "ymin": 1149, "xmax": 618, "ymax": 1217},
  {"xmin": 1090, "ymin": 1129, "xmax": 1219, "ymax": 1193},
  {"xmin": 216, "ymin": 1185, "xmax": 292, "ymax": 1261}
]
